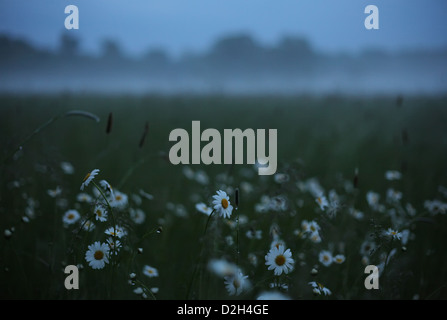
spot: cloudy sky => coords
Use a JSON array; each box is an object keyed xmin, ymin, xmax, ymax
[{"xmin": 1, "ymin": 0, "xmax": 446, "ymax": 58}]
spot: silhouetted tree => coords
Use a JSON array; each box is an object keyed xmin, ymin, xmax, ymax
[
  {"xmin": 59, "ymin": 32, "xmax": 80, "ymax": 57},
  {"xmin": 101, "ymin": 39, "xmax": 123, "ymax": 60}
]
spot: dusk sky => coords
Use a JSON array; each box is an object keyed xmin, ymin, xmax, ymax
[{"xmin": 1, "ymin": 0, "xmax": 446, "ymax": 58}]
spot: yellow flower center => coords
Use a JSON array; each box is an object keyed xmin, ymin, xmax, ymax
[
  {"xmin": 94, "ymin": 250, "xmax": 104, "ymax": 260},
  {"xmin": 116, "ymin": 195, "xmax": 122, "ymax": 201},
  {"xmin": 83, "ymin": 172, "xmax": 91, "ymax": 182},
  {"xmin": 233, "ymin": 278, "xmax": 241, "ymax": 288},
  {"xmin": 221, "ymin": 198, "xmax": 229, "ymax": 209},
  {"xmin": 67, "ymin": 213, "xmax": 74, "ymax": 220},
  {"xmin": 96, "ymin": 210, "xmax": 102, "ymax": 217},
  {"xmin": 275, "ymin": 254, "xmax": 286, "ymax": 266}
]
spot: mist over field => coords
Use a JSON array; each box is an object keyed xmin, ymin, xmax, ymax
[{"xmin": 1, "ymin": 32, "xmax": 447, "ymax": 95}]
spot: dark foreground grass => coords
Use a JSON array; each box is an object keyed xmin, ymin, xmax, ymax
[{"xmin": 1, "ymin": 93, "xmax": 447, "ymax": 299}]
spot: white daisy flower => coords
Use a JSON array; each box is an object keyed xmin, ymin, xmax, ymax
[
  {"xmin": 349, "ymin": 208, "xmax": 364, "ymax": 220},
  {"xmin": 274, "ymin": 173, "xmax": 290, "ymax": 184},
  {"xmin": 76, "ymin": 193, "xmax": 92, "ymax": 203},
  {"xmin": 85, "ymin": 241, "xmax": 109, "ymax": 269},
  {"xmin": 319, "ymin": 250, "xmax": 333, "ymax": 267},
  {"xmin": 194, "ymin": 170, "xmax": 209, "ymax": 185},
  {"xmin": 150, "ymin": 287, "xmax": 159, "ymax": 294},
  {"xmin": 406, "ymin": 203, "xmax": 417, "ymax": 216},
  {"xmin": 208, "ymin": 259, "xmax": 239, "ymax": 278},
  {"xmin": 81, "ymin": 219, "xmax": 95, "ymax": 231},
  {"xmin": 424, "ymin": 199, "xmax": 447, "ymax": 215},
  {"xmin": 301, "ymin": 220, "xmax": 311, "ymax": 233},
  {"xmin": 384, "ymin": 228, "xmax": 402, "ymax": 240},
  {"xmin": 360, "ymin": 240, "xmax": 376, "ymax": 256},
  {"xmin": 224, "ymin": 271, "xmax": 250, "ymax": 296},
  {"xmin": 366, "ymin": 191, "xmax": 380, "ymax": 209},
  {"xmin": 133, "ymin": 287, "xmax": 144, "ymax": 295},
  {"xmin": 386, "ymin": 188, "xmax": 403, "ymax": 203},
  {"xmin": 110, "ymin": 190, "xmax": 128, "ymax": 209},
  {"xmin": 385, "ymin": 170, "xmax": 402, "ymax": 181},
  {"xmin": 99, "ymin": 179, "xmax": 114, "ymax": 196},
  {"xmin": 106, "ymin": 237, "xmax": 121, "ymax": 255},
  {"xmin": 4, "ymin": 229, "xmax": 13, "ymax": 239},
  {"xmin": 80, "ymin": 169, "xmax": 99, "ymax": 191},
  {"xmin": 131, "ymin": 194, "xmax": 143, "ymax": 206},
  {"xmin": 182, "ymin": 166, "xmax": 195, "ymax": 179},
  {"xmin": 269, "ymin": 195, "xmax": 288, "ymax": 212},
  {"xmin": 270, "ymin": 238, "xmax": 286, "ymax": 250},
  {"xmin": 143, "ymin": 265, "xmax": 159, "ymax": 278},
  {"xmin": 246, "ymin": 229, "xmax": 262, "ymax": 240},
  {"xmin": 195, "ymin": 202, "xmax": 213, "ymax": 216},
  {"xmin": 130, "ymin": 208, "xmax": 146, "ymax": 224},
  {"xmin": 269, "ymin": 279, "xmax": 289, "ymax": 291},
  {"xmin": 105, "ymin": 225, "xmax": 127, "ymax": 238},
  {"xmin": 265, "ymin": 245, "xmax": 294, "ymax": 276},
  {"xmin": 308, "ymin": 220, "xmax": 321, "ymax": 233},
  {"xmin": 315, "ymin": 195, "xmax": 329, "ymax": 211},
  {"xmin": 248, "ymin": 253, "xmax": 258, "ymax": 267},
  {"xmin": 256, "ymin": 291, "xmax": 291, "ymax": 300},
  {"xmin": 309, "ymin": 281, "xmax": 332, "ymax": 296},
  {"xmin": 309, "ymin": 231, "xmax": 322, "ymax": 244},
  {"xmin": 93, "ymin": 204, "xmax": 108, "ymax": 222},
  {"xmin": 212, "ymin": 190, "xmax": 233, "ymax": 218},
  {"xmin": 333, "ymin": 254, "xmax": 346, "ymax": 264},
  {"xmin": 47, "ymin": 186, "xmax": 62, "ymax": 198},
  {"xmin": 62, "ymin": 209, "xmax": 80, "ymax": 225},
  {"xmin": 60, "ymin": 161, "xmax": 75, "ymax": 175}
]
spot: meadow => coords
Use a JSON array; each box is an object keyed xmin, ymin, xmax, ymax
[{"xmin": 1, "ymin": 93, "xmax": 447, "ymax": 300}]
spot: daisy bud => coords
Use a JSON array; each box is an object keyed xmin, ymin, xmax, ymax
[
  {"xmin": 137, "ymin": 248, "xmax": 143, "ymax": 254},
  {"xmin": 129, "ymin": 273, "xmax": 137, "ymax": 280},
  {"xmin": 353, "ymin": 167, "xmax": 359, "ymax": 189},
  {"xmin": 235, "ymin": 188, "xmax": 239, "ymax": 209},
  {"xmin": 396, "ymin": 94, "xmax": 403, "ymax": 108},
  {"xmin": 156, "ymin": 226, "xmax": 163, "ymax": 234},
  {"xmin": 311, "ymin": 268, "xmax": 318, "ymax": 276},
  {"xmin": 106, "ymin": 112, "xmax": 113, "ymax": 134},
  {"xmin": 139, "ymin": 121, "xmax": 149, "ymax": 149}
]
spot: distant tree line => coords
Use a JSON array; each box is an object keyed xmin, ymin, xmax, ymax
[{"xmin": 1, "ymin": 32, "xmax": 446, "ymax": 94}]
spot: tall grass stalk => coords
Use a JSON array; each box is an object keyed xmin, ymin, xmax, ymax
[{"xmin": 3, "ymin": 110, "xmax": 100, "ymax": 164}]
